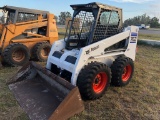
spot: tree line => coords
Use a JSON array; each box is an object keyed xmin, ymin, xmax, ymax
[
  {"xmin": 55, "ymin": 12, "xmax": 71, "ymax": 25},
  {"xmin": 1, "ymin": 10, "xmax": 160, "ymax": 28},
  {"xmin": 55, "ymin": 12, "xmax": 160, "ymax": 28},
  {"xmin": 124, "ymin": 14, "xmax": 160, "ymax": 28}
]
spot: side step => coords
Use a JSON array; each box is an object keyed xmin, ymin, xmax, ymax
[{"xmin": 7, "ymin": 62, "xmax": 84, "ymax": 120}]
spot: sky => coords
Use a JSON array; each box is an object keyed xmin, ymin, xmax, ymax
[{"xmin": 0, "ymin": 0, "xmax": 160, "ymax": 21}]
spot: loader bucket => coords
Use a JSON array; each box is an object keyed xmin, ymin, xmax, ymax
[{"xmin": 7, "ymin": 62, "xmax": 84, "ymax": 120}]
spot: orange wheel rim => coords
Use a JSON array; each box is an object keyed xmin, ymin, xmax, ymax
[
  {"xmin": 92, "ymin": 72, "xmax": 107, "ymax": 93},
  {"xmin": 41, "ymin": 47, "xmax": 50, "ymax": 58},
  {"xmin": 12, "ymin": 50, "xmax": 25, "ymax": 62},
  {"xmin": 122, "ymin": 65, "xmax": 132, "ymax": 82}
]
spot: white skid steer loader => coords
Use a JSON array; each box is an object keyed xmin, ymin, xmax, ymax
[{"xmin": 7, "ymin": 2, "xmax": 139, "ymax": 120}]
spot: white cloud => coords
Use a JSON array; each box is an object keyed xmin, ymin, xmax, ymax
[
  {"xmin": 146, "ymin": 4, "xmax": 160, "ymax": 20},
  {"xmin": 110, "ymin": 0, "xmax": 155, "ymax": 3},
  {"xmin": 149, "ymin": 4, "xmax": 160, "ymax": 8}
]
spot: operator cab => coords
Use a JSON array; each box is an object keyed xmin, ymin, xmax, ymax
[
  {"xmin": 65, "ymin": 2, "xmax": 123, "ymax": 50},
  {"xmin": 0, "ymin": 5, "xmax": 49, "ymax": 39},
  {"xmin": 0, "ymin": 6, "xmax": 49, "ymax": 25}
]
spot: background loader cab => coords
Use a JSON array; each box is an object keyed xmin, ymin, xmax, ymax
[
  {"xmin": 0, "ymin": 6, "xmax": 58, "ymax": 66},
  {"xmin": 65, "ymin": 2, "xmax": 124, "ymax": 50}
]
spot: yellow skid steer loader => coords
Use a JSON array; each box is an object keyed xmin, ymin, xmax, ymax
[
  {"xmin": 0, "ymin": 6, "xmax": 58, "ymax": 67},
  {"xmin": 7, "ymin": 2, "xmax": 139, "ymax": 120}
]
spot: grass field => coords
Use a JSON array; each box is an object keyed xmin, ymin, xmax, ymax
[
  {"xmin": 0, "ymin": 44, "xmax": 160, "ymax": 120},
  {"xmin": 58, "ymin": 28, "xmax": 66, "ymax": 39},
  {"xmin": 149, "ymin": 28, "xmax": 160, "ymax": 31},
  {"xmin": 139, "ymin": 34, "xmax": 160, "ymax": 41},
  {"xmin": 58, "ymin": 28, "xmax": 66, "ymax": 33}
]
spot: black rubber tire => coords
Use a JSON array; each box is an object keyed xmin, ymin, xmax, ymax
[
  {"xmin": 2, "ymin": 43, "xmax": 30, "ymax": 67},
  {"xmin": 77, "ymin": 62, "xmax": 111, "ymax": 100},
  {"xmin": 111, "ymin": 56, "xmax": 134, "ymax": 87},
  {"xmin": 32, "ymin": 42, "xmax": 51, "ymax": 62}
]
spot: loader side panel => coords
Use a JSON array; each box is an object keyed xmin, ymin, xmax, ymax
[
  {"xmin": 124, "ymin": 26, "xmax": 139, "ymax": 61},
  {"xmin": 0, "ymin": 24, "xmax": 3, "ymax": 34},
  {"xmin": 2, "ymin": 21, "xmax": 47, "ymax": 50},
  {"xmin": 46, "ymin": 14, "xmax": 58, "ymax": 44}
]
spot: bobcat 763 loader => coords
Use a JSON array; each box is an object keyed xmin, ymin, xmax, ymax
[
  {"xmin": 0, "ymin": 6, "xmax": 58, "ymax": 67},
  {"xmin": 7, "ymin": 2, "xmax": 139, "ymax": 120}
]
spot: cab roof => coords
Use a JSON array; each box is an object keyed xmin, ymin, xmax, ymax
[
  {"xmin": 70, "ymin": 2, "xmax": 122, "ymax": 11},
  {"xmin": 0, "ymin": 5, "xmax": 49, "ymax": 15}
]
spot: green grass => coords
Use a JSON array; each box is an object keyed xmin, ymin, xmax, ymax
[
  {"xmin": 59, "ymin": 35, "xmax": 65, "ymax": 39},
  {"xmin": 0, "ymin": 45, "xmax": 160, "ymax": 120},
  {"xmin": 148, "ymin": 28, "xmax": 160, "ymax": 31},
  {"xmin": 58, "ymin": 28, "xmax": 66, "ymax": 40},
  {"xmin": 58, "ymin": 28, "xmax": 66, "ymax": 33},
  {"xmin": 0, "ymin": 67, "xmax": 29, "ymax": 120},
  {"xmin": 139, "ymin": 34, "xmax": 160, "ymax": 40}
]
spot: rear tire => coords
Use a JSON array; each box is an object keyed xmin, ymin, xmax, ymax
[
  {"xmin": 32, "ymin": 42, "xmax": 51, "ymax": 62},
  {"xmin": 77, "ymin": 62, "xmax": 111, "ymax": 100},
  {"xmin": 2, "ymin": 43, "xmax": 30, "ymax": 67},
  {"xmin": 111, "ymin": 56, "xmax": 134, "ymax": 86}
]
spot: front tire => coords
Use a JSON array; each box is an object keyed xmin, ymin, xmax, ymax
[
  {"xmin": 111, "ymin": 56, "xmax": 134, "ymax": 86},
  {"xmin": 32, "ymin": 42, "xmax": 51, "ymax": 62},
  {"xmin": 2, "ymin": 43, "xmax": 30, "ymax": 67},
  {"xmin": 77, "ymin": 62, "xmax": 111, "ymax": 100}
]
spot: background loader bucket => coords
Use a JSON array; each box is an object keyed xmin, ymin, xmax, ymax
[{"xmin": 7, "ymin": 62, "xmax": 84, "ymax": 120}]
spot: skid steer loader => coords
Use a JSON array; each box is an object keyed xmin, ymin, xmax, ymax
[
  {"xmin": 8, "ymin": 2, "xmax": 139, "ymax": 120},
  {"xmin": 0, "ymin": 6, "xmax": 58, "ymax": 67}
]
